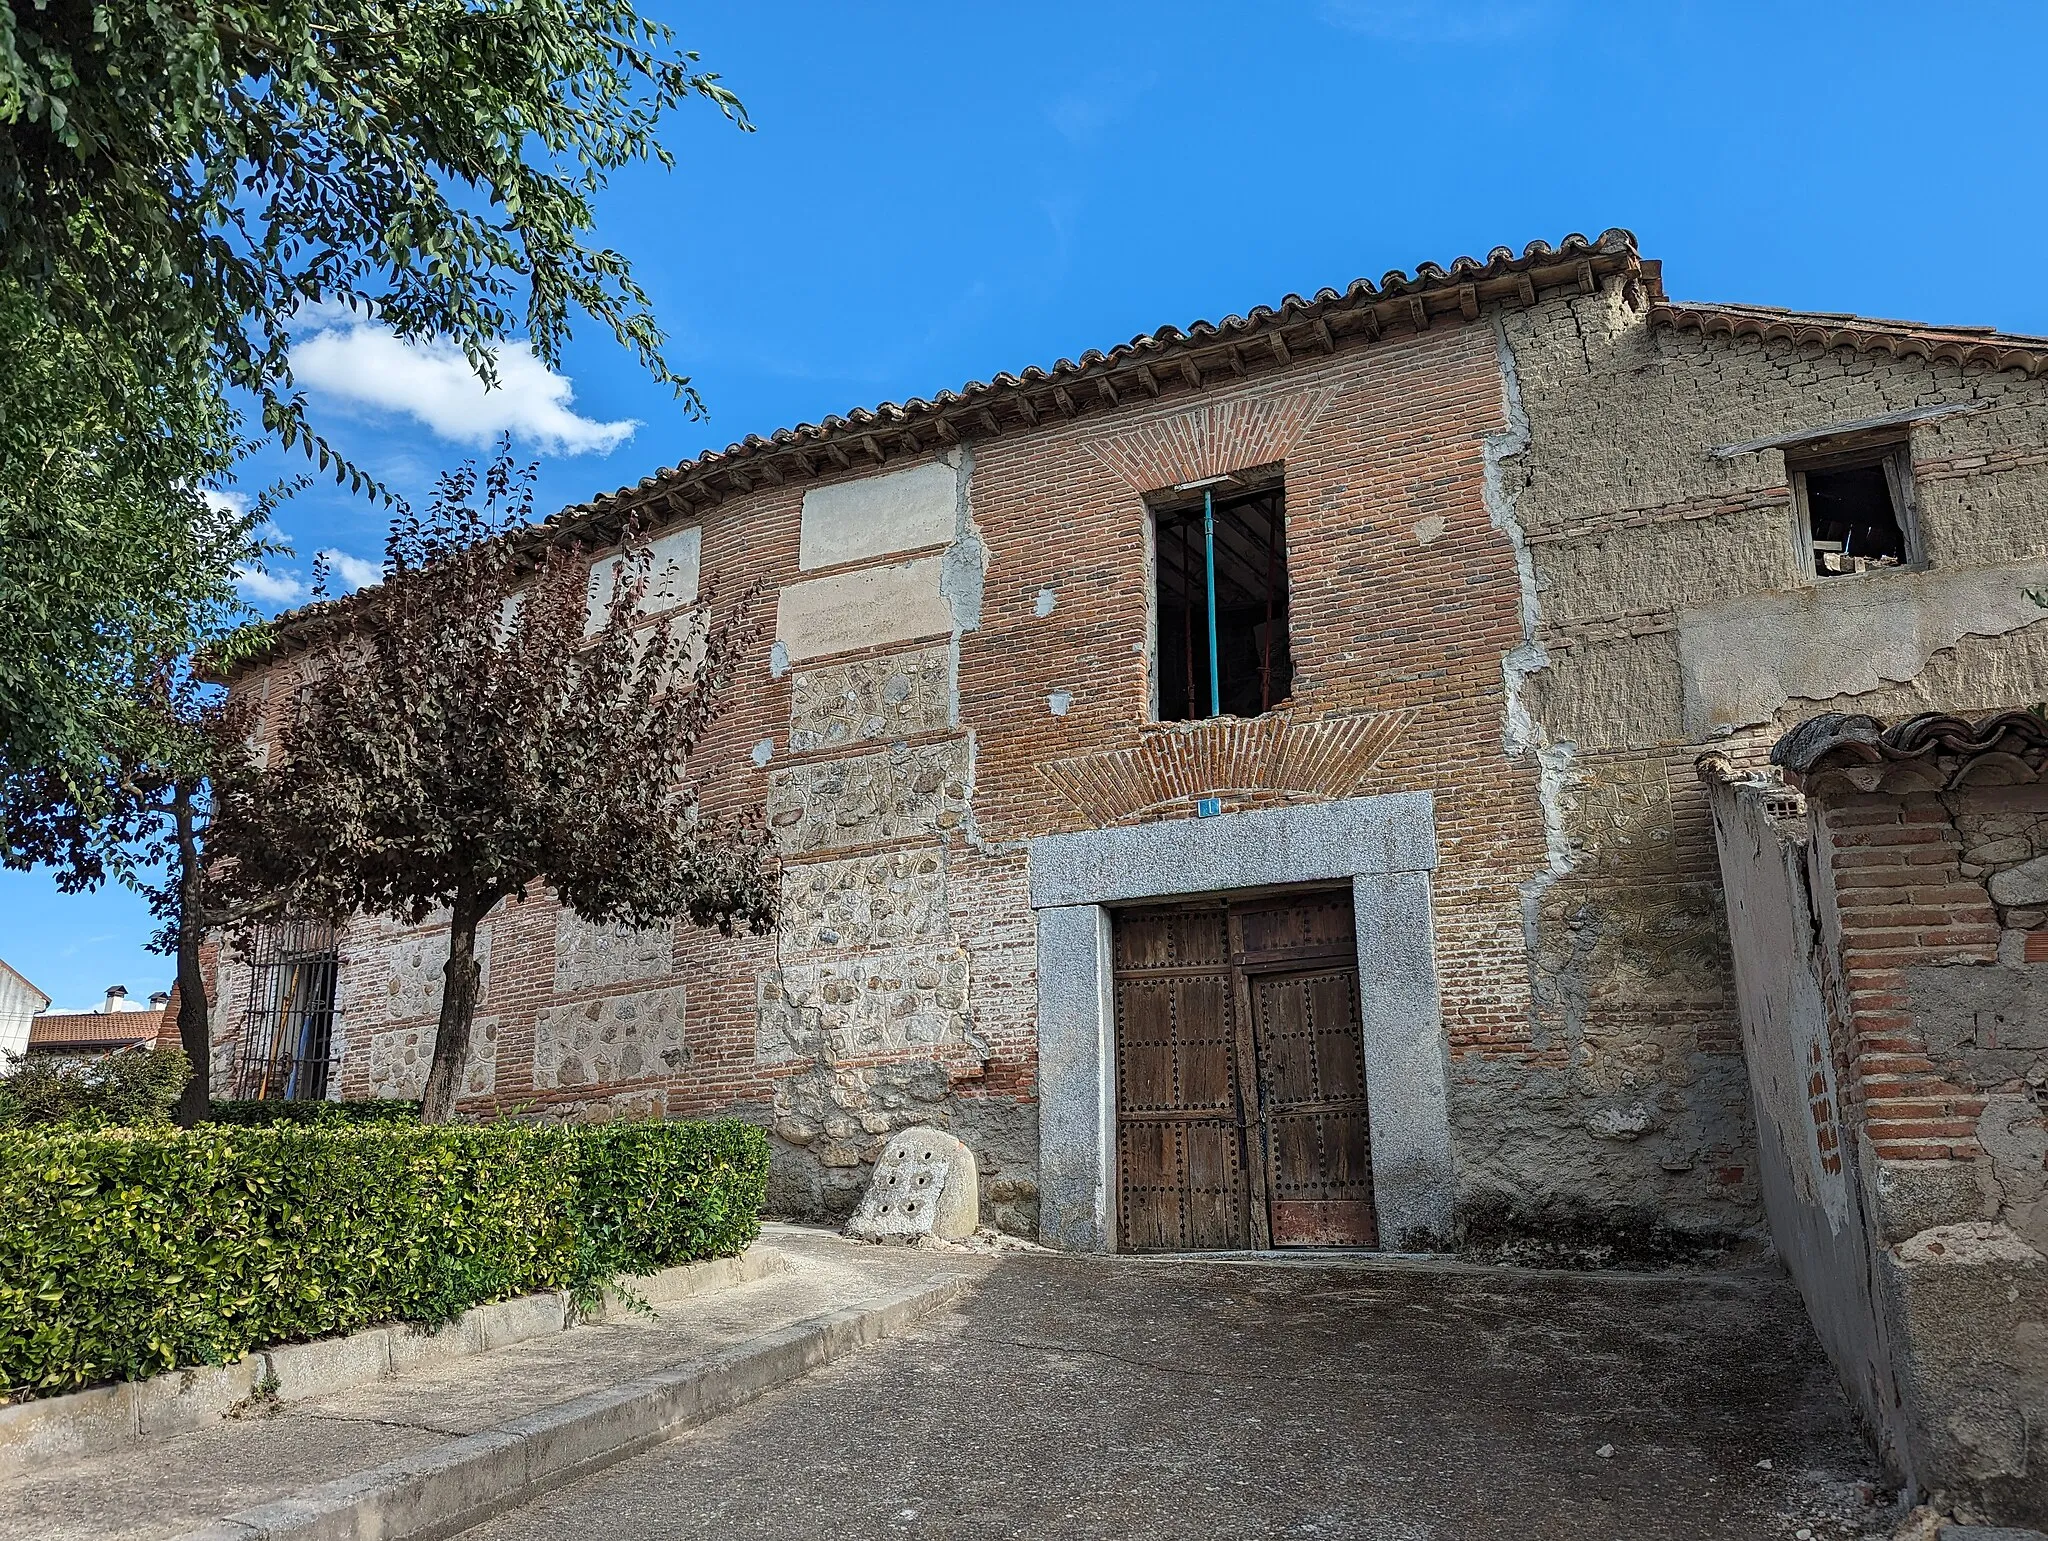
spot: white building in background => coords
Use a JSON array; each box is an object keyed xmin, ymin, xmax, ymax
[{"xmin": 0, "ymin": 959, "xmax": 51, "ymax": 1063}]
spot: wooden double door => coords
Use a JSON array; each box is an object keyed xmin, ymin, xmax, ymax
[{"xmin": 1112, "ymin": 887, "xmax": 1378, "ymax": 1252}]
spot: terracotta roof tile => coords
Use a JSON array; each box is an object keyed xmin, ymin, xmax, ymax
[
  {"xmin": 27, "ymin": 1010, "xmax": 167, "ymax": 1051},
  {"xmin": 1651, "ymin": 301, "xmax": 2048, "ymax": 379},
  {"xmin": 1773, "ymin": 710, "xmax": 2048, "ymax": 791}
]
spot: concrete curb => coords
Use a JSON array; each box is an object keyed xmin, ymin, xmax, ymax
[
  {"xmin": 171, "ymin": 1271, "xmax": 968, "ymax": 1541},
  {"xmin": 0, "ymin": 1247, "xmax": 786, "ymax": 1478}
]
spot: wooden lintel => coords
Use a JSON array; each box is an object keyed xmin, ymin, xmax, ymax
[
  {"xmin": 1407, "ymin": 296, "xmax": 1429, "ymax": 331},
  {"xmin": 1097, "ymin": 378, "xmax": 1119, "ymax": 408},
  {"xmin": 1136, "ymin": 363, "xmax": 1161, "ymax": 396},
  {"xmin": 1312, "ymin": 317, "xmax": 1334, "ymax": 354},
  {"xmin": 1180, "ymin": 358, "xmax": 1203, "ymax": 391},
  {"xmin": 860, "ymin": 433, "xmax": 886, "ymax": 464},
  {"xmin": 1515, "ymin": 273, "xmax": 1537, "ymax": 309},
  {"xmin": 1269, "ymin": 332, "xmax": 1291, "ymax": 367},
  {"xmin": 1016, "ymin": 393, "xmax": 1040, "ymax": 427},
  {"xmin": 1052, "ymin": 385, "xmax": 1076, "ymax": 417},
  {"xmin": 1458, "ymin": 285, "xmax": 1479, "ymax": 322},
  {"xmin": 1576, "ymin": 260, "xmax": 1596, "ymax": 294}
]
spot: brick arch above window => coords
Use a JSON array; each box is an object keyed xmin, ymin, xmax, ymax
[{"xmin": 1082, "ymin": 386, "xmax": 1338, "ymax": 493}]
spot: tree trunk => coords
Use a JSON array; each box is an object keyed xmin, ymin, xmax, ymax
[
  {"xmin": 170, "ymin": 780, "xmax": 213, "ymax": 1128},
  {"xmin": 421, "ymin": 888, "xmax": 488, "ymax": 1123}
]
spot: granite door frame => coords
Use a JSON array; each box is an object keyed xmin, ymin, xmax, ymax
[{"xmin": 1028, "ymin": 790, "xmax": 1456, "ymax": 1253}]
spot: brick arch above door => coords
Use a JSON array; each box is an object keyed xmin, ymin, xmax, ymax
[{"xmin": 1082, "ymin": 386, "xmax": 1338, "ymax": 493}]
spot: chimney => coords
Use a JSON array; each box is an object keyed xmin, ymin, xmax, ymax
[
  {"xmin": 149, "ymin": 991, "xmax": 171, "ymax": 1009},
  {"xmin": 101, "ymin": 985, "xmax": 130, "ymax": 1014}
]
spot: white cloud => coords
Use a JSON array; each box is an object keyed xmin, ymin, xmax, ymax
[
  {"xmin": 234, "ymin": 565, "xmax": 306, "ymax": 605},
  {"xmin": 1319, "ymin": 0, "xmax": 1547, "ymax": 42},
  {"xmin": 200, "ymin": 488, "xmax": 249, "ymax": 519},
  {"xmin": 319, "ymin": 549, "xmax": 383, "ymax": 592},
  {"xmin": 292, "ymin": 318, "xmax": 640, "ymax": 455}
]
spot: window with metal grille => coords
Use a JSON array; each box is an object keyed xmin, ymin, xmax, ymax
[
  {"xmin": 230, "ymin": 920, "xmax": 341, "ymax": 1101},
  {"xmin": 1151, "ymin": 469, "xmax": 1292, "ymax": 721}
]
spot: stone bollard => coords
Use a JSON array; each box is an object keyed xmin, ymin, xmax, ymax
[{"xmin": 846, "ymin": 1126, "xmax": 978, "ymax": 1243}]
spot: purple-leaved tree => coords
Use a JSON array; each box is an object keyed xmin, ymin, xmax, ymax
[{"xmin": 210, "ymin": 447, "xmax": 777, "ymax": 1121}]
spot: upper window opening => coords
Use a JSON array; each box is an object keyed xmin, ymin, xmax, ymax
[
  {"xmin": 1792, "ymin": 443, "xmax": 1912, "ymax": 578},
  {"xmin": 1151, "ymin": 470, "xmax": 1292, "ymax": 721}
]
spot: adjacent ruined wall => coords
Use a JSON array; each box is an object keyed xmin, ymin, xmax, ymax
[
  {"xmin": 1699, "ymin": 766, "xmax": 1903, "ymax": 1471},
  {"xmin": 1706, "ymin": 726, "xmax": 2048, "ymax": 1525}
]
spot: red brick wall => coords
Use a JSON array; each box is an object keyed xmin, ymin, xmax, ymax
[{"xmin": 1811, "ymin": 791, "xmax": 1998, "ymax": 1162}]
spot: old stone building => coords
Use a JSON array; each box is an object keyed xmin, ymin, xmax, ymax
[{"xmin": 213, "ymin": 229, "xmax": 2048, "ymax": 1293}]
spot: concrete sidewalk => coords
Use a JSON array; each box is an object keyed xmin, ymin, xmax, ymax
[{"xmin": 0, "ymin": 1225, "xmax": 988, "ymax": 1541}]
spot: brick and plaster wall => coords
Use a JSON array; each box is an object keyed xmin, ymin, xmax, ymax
[
  {"xmin": 211, "ymin": 239, "xmax": 2048, "ymax": 1261},
  {"xmin": 1703, "ymin": 722, "xmax": 2048, "ymax": 1526}
]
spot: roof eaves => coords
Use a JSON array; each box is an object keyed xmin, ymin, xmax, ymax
[
  {"xmin": 231, "ymin": 228, "xmax": 1651, "ymax": 676},
  {"xmin": 1651, "ymin": 301, "xmax": 2048, "ymax": 380}
]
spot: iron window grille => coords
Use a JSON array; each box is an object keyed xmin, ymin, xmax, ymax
[{"xmin": 229, "ymin": 920, "xmax": 341, "ymax": 1101}]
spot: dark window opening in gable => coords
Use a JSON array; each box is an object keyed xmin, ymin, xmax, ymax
[
  {"xmin": 1152, "ymin": 471, "xmax": 1292, "ymax": 721},
  {"xmin": 1795, "ymin": 445, "xmax": 1911, "ymax": 578}
]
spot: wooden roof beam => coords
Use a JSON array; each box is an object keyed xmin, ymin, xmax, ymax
[
  {"xmin": 860, "ymin": 433, "xmax": 886, "ymax": 465},
  {"xmin": 1269, "ymin": 332, "xmax": 1291, "ymax": 367},
  {"xmin": 1180, "ymin": 358, "xmax": 1203, "ymax": 391}
]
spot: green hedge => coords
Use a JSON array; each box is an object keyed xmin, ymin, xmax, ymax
[
  {"xmin": 204, "ymin": 1099, "xmax": 423, "ymax": 1127},
  {"xmin": 0, "ymin": 1119, "xmax": 767, "ymax": 1397}
]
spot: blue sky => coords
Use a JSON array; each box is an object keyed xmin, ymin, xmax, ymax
[{"xmin": 7, "ymin": 0, "xmax": 2047, "ymax": 1009}]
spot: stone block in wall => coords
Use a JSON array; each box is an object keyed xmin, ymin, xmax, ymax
[
  {"xmin": 756, "ymin": 944, "xmax": 972, "ymax": 1064},
  {"xmin": 533, "ymin": 985, "xmax": 687, "ymax": 1089},
  {"xmin": 765, "ymin": 739, "xmax": 970, "ymax": 854},
  {"xmin": 798, "ymin": 459, "xmax": 959, "ymax": 572},
  {"xmin": 552, "ymin": 911, "xmax": 674, "ymax": 994},
  {"xmin": 367, "ymin": 1016, "xmax": 498, "ymax": 1099},
  {"xmin": 788, "ymin": 643, "xmax": 952, "ymax": 754},
  {"xmin": 779, "ymin": 848, "xmax": 950, "ymax": 954},
  {"xmin": 341, "ymin": 919, "xmax": 494, "ymax": 1023},
  {"xmin": 776, "ymin": 556, "xmax": 955, "ymax": 663}
]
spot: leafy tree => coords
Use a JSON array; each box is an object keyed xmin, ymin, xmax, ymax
[
  {"xmin": 209, "ymin": 448, "xmax": 777, "ymax": 1121},
  {"xmin": 0, "ymin": 286, "xmax": 262, "ymax": 822},
  {"xmin": 0, "ymin": 0, "xmax": 748, "ymax": 454},
  {"xmin": 4, "ymin": 660, "xmax": 266, "ymax": 1125},
  {"xmin": 0, "ymin": 0, "xmax": 747, "ymax": 796}
]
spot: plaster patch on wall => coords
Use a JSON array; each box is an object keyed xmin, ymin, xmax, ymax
[
  {"xmin": 1034, "ymin": 587, "xmax": 1058, "ymax": 618},
  {"xmin": 769, "ymin": 641, "xmax": 790, "ymax": 679},
  {"xmin": 1048, "ymin": 691, "xmax": 1073, "ymax": 717},
  {"xmin": 1485, "ymin": 314, "xmax": 1578, "ymax": 950},
  {"xmin": 1677, "ymin": 560, "xmax": 2048, "ymax": 736},
  {"xmin": 798, "ymin": 459, "xmax": 958, "ymax": 571},
  {"xmin": 1413, "ymin": 515, "xmax": 1446, "ymax": 547},
  {"xmin": 751, "ymin": 738, "xmax": 775, "ymax": 768},
  {"xmin": 533, "ymin": 984, "xmax": 688, "ymax": 1088}
]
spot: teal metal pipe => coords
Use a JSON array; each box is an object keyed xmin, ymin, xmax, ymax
[{"xmin": 1203, "ymin": 488, "xmax": 1221, "ymax": 718}]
